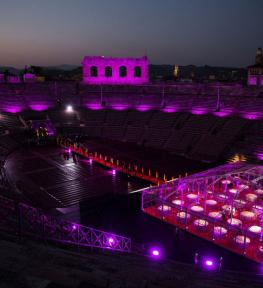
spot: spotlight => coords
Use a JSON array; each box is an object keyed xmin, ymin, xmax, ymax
[
  {"xmin": 89, "ymin": 159, "xmax": 93, "ymax": 164},
  {"xmin": 152, "ymin": 249, "xmax": 160, "ymax": 256},
  {"xmin": 150, "ymin": 247, "xmax": 162, "ymax": 259},
  {"xmin": 66, "ymin": 105, "xmax": 73, "ymax": 113},
  {"xmin": 108, "ymin": 237, "xmax": 115, "ymax": 245},
  {"xmin": 195, "ymin": 253, "xmax": 223, "ymax": 272},
  {"xmin": 72, "ymin": 224, "xmax": 77, "ymax": 230},
  {"xmin": 112, "ymin": 169, "xmax": 116, "ymax": 175}
]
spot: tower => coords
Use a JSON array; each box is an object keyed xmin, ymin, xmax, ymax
[
  {"xmin": 247, "ymin": 47, "xmax": 263, "ymax": 86},
  {"xmin": 255, "ymin": 47, "xmax": 263, "ymax": 65}
]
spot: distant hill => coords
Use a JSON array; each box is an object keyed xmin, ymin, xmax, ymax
[{"xmin": 45, "ymin": 64, "xmax": 80, "ymax": 71}]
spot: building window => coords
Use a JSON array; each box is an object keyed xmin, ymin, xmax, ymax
[
  {"xmin": 105, "ymin": 66, "xmax": 112, "ymax": 77},
  {"xmin": 119, "ymin": 66, "xmax": 127, "ymax": 77},
  {"xmin": 90, "ymin": 66, "xmax": 98, "ymax": 77},
  {"xmin": 134, "ymin": 66, "xmax": 141, "ymax": 77}
]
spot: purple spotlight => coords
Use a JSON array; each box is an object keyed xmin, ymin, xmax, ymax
[
  {"xmin": 202, "ymin": 257, "xmax": 217, "ymax": 271},
  {"xmin": 112, "ymin": 169, "xmax": 116, "ymax": 175},
  {"xmin": 150, "ymin": 247, "xmax": 162, "ymax": 259},
  {"xmin": 205, "ymin": 260, "xmax": 213, "ymax": 267},
  {"xmin": 89, "ymin": 158, "xmax": 93, "ymax": 164},
  {"xmin": 68, "ymin": 148, "xmax": 71, "ymax": 153},
  {"xmin": 72, "ymin": 224, "xmax": 77, "ymax": 230},
  {"xmin": 108, "ymin": 237, "xmax": 114, "ymax": 245},
  {"xmin": 152, "ymin": 249, "xmax": 160, "ymax": 256}
]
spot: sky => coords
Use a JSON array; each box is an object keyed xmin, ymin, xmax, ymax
[{"xmin": 0, "ymin": 0, "xmax": 262, "ymax": 68}]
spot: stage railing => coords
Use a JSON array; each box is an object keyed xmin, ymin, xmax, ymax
[{"xmin": 0, "ymin": 195, "xmax": 131, "ymax": 253}]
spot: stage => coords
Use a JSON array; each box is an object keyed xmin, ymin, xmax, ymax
[{"xmin": 142, "ymin": 163, "xmax": 263, "ymax": 264}]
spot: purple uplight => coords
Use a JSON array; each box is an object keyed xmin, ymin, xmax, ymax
[
  {"xmin": 191, "ymin": 109, "xmax": 207, "ymax": 115},
  {"xmin": 213, "ymin": 111, "xmax": 232, "ymax": 117},
  {"xmin": 152, "ymin": 249, "xmax": 160, "ymax": 256},
  {"xmin": 72, "ymin": 224, "xmax": 77, "ymax": 230},
  {"xmin": 205, "ymin": 260, "xmax": 213, "ymax": 266},
  {"xmin": 202, "ymin": 257, "xmax": 217, "ymax": 270},
  {"xmin": 242, "ymin": 113, "xmax": 260, "ymax": 120},
  {"xmin": 85, "ymin": 103, "xmax": 103, "ymax": 110},
  {"xmin": 4, "ymin": 106, "xmax": 23, "ymax": 113},
  {"xmin": 150, "ymin": 247, "xmax": 162, "ymax": 259},
  {"xmin": 108, "ymin": 237, "xmax": 115, "ymax": 245},
  {"xmin": 29, "ymin": 104, "xmax": 50, "ymax": 111},
  {"xmin": 136, "ymin": 105, "xmax": 151, "ymax": 111}
]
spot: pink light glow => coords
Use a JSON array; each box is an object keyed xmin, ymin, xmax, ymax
[
  {"xmin": 108, "ymin": 237, "xmax": 115, "ymax": 245},
  {"xmin": 152, "ymin": 250, "xmax": 160, "ymax": 256},
  {"xmin": 205, "ymin": 260, "xmax": 213, "ymax": 266},
  {"xmin": 4, "ymin": 106, "xmax": 23, "ymax": 113},
  {"xmin": 191, "ymin": 108, "xmax": 207, "ymax": 115},
  {"xmin": 247, "ymin": 75, "xmax": 257, "ymax": 86},
  {"xmin": 29, "ymin": 104, "xmax": 50, "ymax": 111}
]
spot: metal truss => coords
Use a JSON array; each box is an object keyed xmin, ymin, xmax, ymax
[{"xmin": 0, "ymin": 196, "xmax": 131, "ymax": 253}]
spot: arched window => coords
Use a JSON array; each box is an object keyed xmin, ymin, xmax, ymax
[
  {"xmin": 90, "ymin": 66, "xmax": 98, "ymax": 77},
  {"xmin": 105, "ymin": 66, "xmax": 112, "ymax": 77},
  {"xmin": 119, "ymin": 66, "xmax": 127, "ymax": 77},
  {"xmin": 134, "ymin": 66, "xmax": 141, "ymax": 77}
]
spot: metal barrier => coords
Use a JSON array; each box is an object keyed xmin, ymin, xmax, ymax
[{"xmin": 0, "ymin": 195, "xmax": 131, "ymax": 253}]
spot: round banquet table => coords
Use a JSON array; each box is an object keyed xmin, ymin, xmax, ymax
[
  {"xmin": 246, "ymin": 193, "xmax": 257, "ymax": 202},
  {"xmin": 176, "ymin": 211, "xmax": 190, "ymax": 222},
  {"xmin": 255, "ymin": 189, "xmax": 263, "ymax": 195},
  {"xmin": 229, "ymin": 188, "xmax": 238, "ymax": 195},
  {"xmin": 186, "ymin": 193, "xmax": 198, "ymax": 200},
  {"xmin": 205, "ymin": 199, "xmax": 217, "ymax": 206},
  {"xmin": 214, "ymin": 226, "xmax": 227, "ymax": 237},
  {"xmin": 190, "ymin": 205, "xmax": 204, "ymax": 213},
  {"xmin": 227, "ymin": 218, "xmax": 242, "ymax": 227},
  {"xmin": 239, "ymin": 184, "xmax": 249, "ymax": 190},
  {"xmin": 208, "ymin": 211, "xmax": 222, "ymax": 220},
  {"xmin": 240, "ymin": 210, "xmax": 255, "ymax": 220},
  {"xmin": 235, "ymin": 235, "xmax": 251, "ymax": 245},
  {"xmin": 218, "ymin": 194, "xmax": 228, "ymax": 200},
  {"xmin": 194, "ymin": 219, "xmax": 209, "ymax": 231},
  {"xmin": 158, "ymin": 205, "xmax": 171, "ymax": 212},
  {"xmin": 172, "ymin": 199, "xmax": 184, "ymax": 206},
  {"xmin": 248, "ymin": 225, "xmax": 262, "ymax": 235}
]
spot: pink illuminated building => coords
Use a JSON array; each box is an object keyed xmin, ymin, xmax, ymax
[
  {"xmin": 82, "ymin": 56, "xmax": 149, "ymax": 85},
  {"xmin": 248, "ymin": 48, "xmax": 263, "ymax": 86}
]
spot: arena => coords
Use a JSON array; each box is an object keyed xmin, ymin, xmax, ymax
[{"xmin": 0, "ymin": 55, "xmax": 263, "ymax": 287}]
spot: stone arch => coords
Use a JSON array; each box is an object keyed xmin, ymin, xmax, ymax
[
  {"xmin": 119, "ymin": 66, "xmax": 127, "ymax": 77},
  {"xmin": 90, "ymin": 66, "xmax": 98, "ymax": 77},
  {"xmin": 105, "ymin": 66, "xmax": 112, "ymax": 77},
  {"xmin": 134, "ymin": 66, "xmax": 141, "ymax": 77}
]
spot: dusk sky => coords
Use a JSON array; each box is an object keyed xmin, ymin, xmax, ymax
[{"xmin": 0, "ymin": 0, "xmax": 262, "ymax": 68}]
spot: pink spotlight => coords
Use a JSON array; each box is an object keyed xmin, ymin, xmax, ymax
[
  {"xmin": 72, "ymin": 224, "xmax": 77, "ymax": 230},
  {"xmin": 205, "ymin": 260, "xmax": 213, "ymax": 266},
  {"xmin": 152, "ymin": 249, "xmax": 160, "ymax": 256},
  {"xmin": 89, "ymin": 159, "xmax": 93, "ymax": 164},
  {"xmin": 108, "ymin": 237, "xmax": 115, "ymax": 246},
  {"xmin": 150, "ymin": 247, "xmax": 162, "ymax": 259},
  {"xmin": 112, "ymin": 169, "xmax": 116, "ymax": 175}
]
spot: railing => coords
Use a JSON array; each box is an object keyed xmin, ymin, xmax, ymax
[{"xmin": 0, "ymin": 195, "xmax": 131, "ymax": 253}]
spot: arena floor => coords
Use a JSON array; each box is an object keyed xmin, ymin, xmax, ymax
[{"xmin": 5, "ymin": 143, "xmax": 262, "ymax": 272}]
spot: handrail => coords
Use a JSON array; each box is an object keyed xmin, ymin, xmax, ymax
[{"xmin": 0, "ymin": 195, "xmax": 131, "ymax": 253}]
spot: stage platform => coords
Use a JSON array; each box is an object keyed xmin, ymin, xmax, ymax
[{"xmin": 142, "ymin": 163, "xmax": 263, "ymax": 264}]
